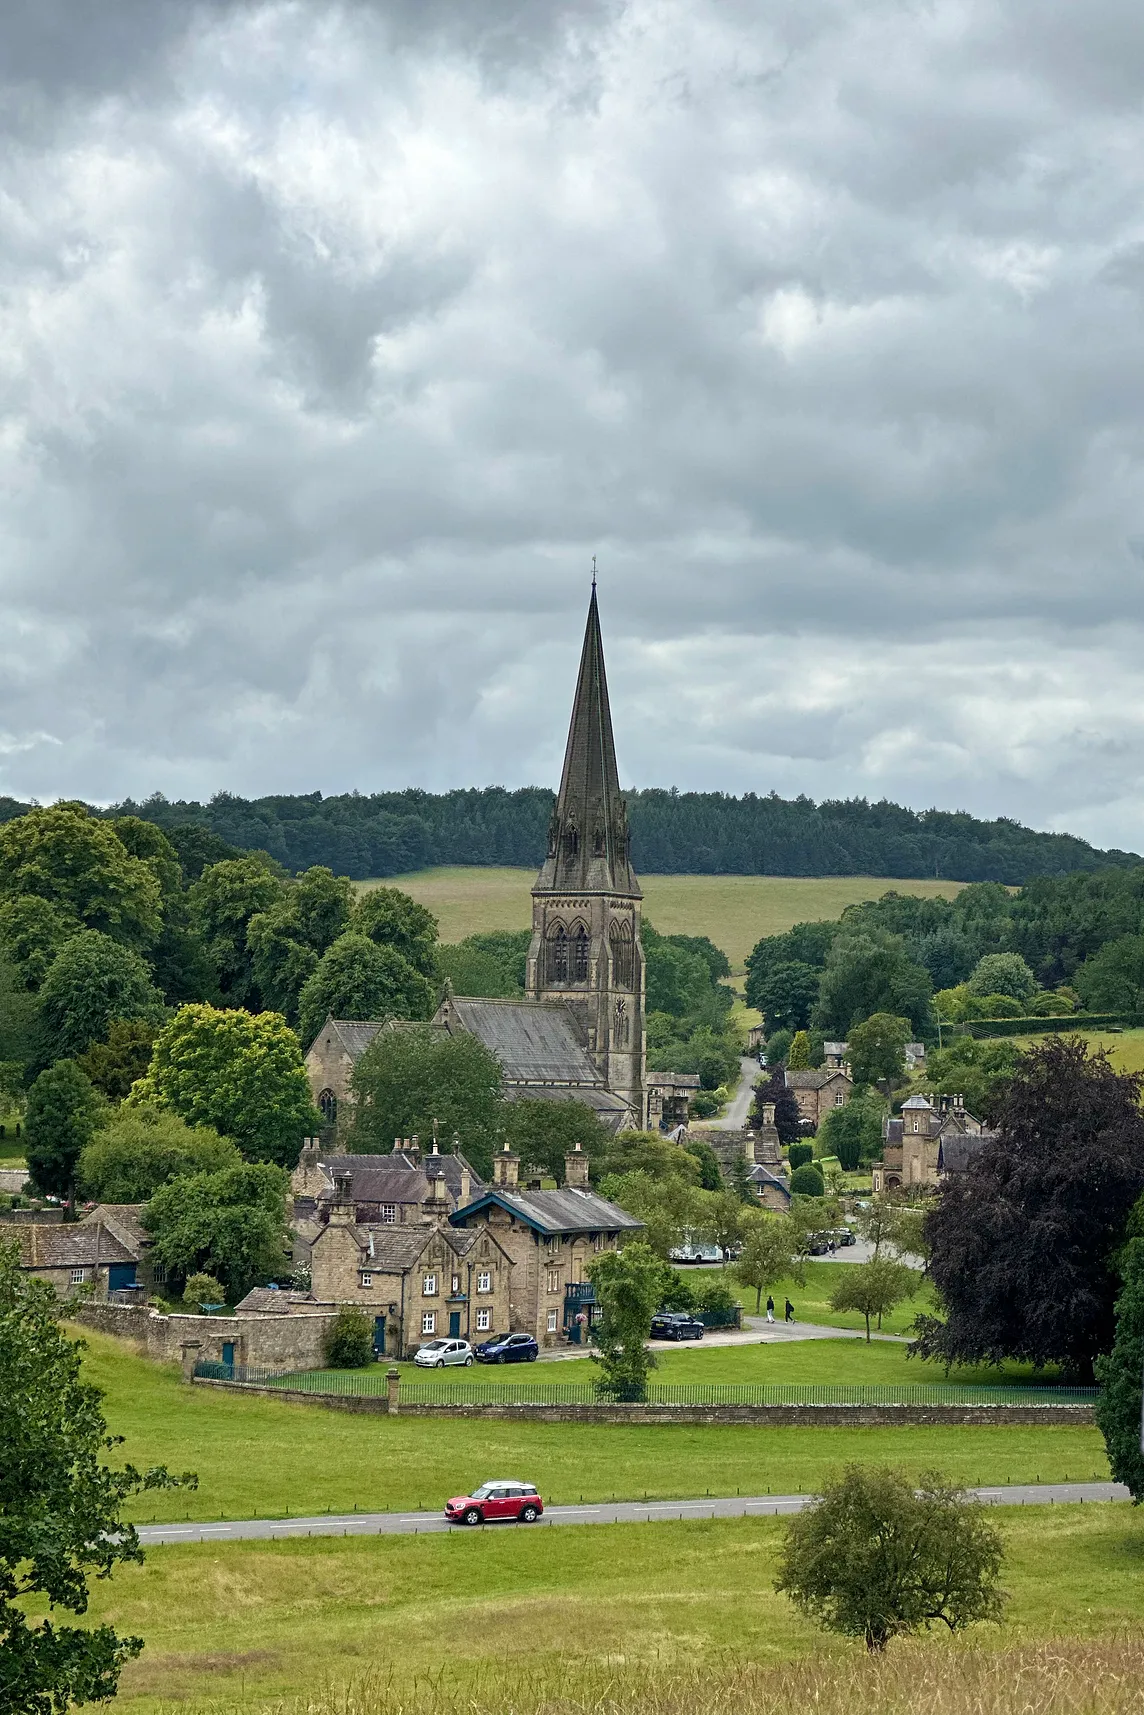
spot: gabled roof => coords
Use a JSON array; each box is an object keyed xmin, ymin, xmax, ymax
[
  {"xmin": 17, "ymin": 1224, "xmax": 139, "ymax": 1269},
  {"xmin": 81, "ymin": 1205, "xmax": 149, "ymax": 1249},
  {"xmin": 938, "ymin": 1133, "xmax": 994, "ymax": 1175},
  {"xmin": 312, "ymin": 1150, "xmax": 484, "ymax": 1204},
  {"xmin": 450, "ymin": 1185, "xmax": 644, "ymax": 1237},
  {"xmin": 307, "ymin": 1017, "xmax": 384, "ymax": 1061},
  {"xmin": 234, "ymin": 1288, "xmax": 327, "ymax": 1315},
  {"xmin": 746, "ymin": 1164, "xmax": 791, "ymax": 1200},
  {"xmin": 326, "ymin": 1222, "xmax": 496, "ymax": 1272},
  {"xmin": 785, "ymin": 1068, "xmax": 851, "ymax": 1090},
  {"xmin": 444, "ymin": 996, "xmax": 602, "ymax": 1085}
]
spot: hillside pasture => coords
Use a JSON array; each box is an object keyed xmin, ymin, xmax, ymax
[{"xmin": 367, "ymin": 869, "xmax": 968, "ymax": 972}]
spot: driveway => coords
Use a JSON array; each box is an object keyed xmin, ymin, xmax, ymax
[
  {"xmin": 691, "ymin": 1056, "xmax": 759, "ymax": 1131},
  {"xmin": 537, "ymin": 1316, "xmax": 905, "ymax": 1361}
]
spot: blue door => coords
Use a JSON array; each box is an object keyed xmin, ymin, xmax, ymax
[
  {"xmin": 221, "ymin": 1342, "xmax": 235, "ymax": 1376},
  {"xmin": 448, "ymin": 1310, "xmax": 461, "ymax": 1338},
  {"xmin": 108, "ymin": 1264, "xmax": 137, "ymax": 1292},
  {"xmin": 372, "ymin": 1316, "xmax": 386, "ymax": 1358}
]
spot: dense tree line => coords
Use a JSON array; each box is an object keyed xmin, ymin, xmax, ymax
[{"xmin": 2, "ymin": 786, "xmax": 1134, "ymax": 883}]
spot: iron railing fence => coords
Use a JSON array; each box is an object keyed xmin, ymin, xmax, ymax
[{"xmin": 193, "ymin": 1359, "xmax": 1097, "ymax": 1408}]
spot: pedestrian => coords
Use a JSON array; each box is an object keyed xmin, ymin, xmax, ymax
[
  {"xmin": 766, "ymin": 1294, "xmax": 775, "ymax": 1323},
  {"xmin": 784, "ymin": 1299, "xmax": 795, "ymax": 1322}
]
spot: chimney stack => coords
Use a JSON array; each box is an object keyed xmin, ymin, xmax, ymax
[
  {"xmin": 329, "ymin": 1172, "xmax": 355, "ymax": 1226},
  {"xmin": 564, "ymin": 1141, "xmax": 590, "ymax": 1188},
  {"xmin": 408, "ymin": 1135, "xmax": 421, "ymax": 1164},
  {"xmin": 493, "ymin": 1142, "xmax": 520, "ymax": 1189}
]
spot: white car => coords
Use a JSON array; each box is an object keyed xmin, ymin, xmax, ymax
[{"xmin": 414, "ymin": 1338, "xmax": 474, "ymax": 1368}]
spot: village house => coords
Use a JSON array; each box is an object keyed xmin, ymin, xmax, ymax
[
  {"xmin": 308, "ymin": 1172, "xmax": 513, "ymax": 1358},
  {"xmin": 292, "ymin": 1137, "xmax": 484, "ymax": 1226},
  {"xmin": 872, "ymin": 1093, "xmax": 994, "ymax": 1192},
  {"xmin": 448, "ymin": 1142, "xmax": 644, "ymax": 1347},
  {"xmin": 14, "ymin": 1217, "xmax": 142, "ymax": 1300},
  {"xmin": 646, "ymin": 1071, "xmax": 701, "ymax": 1129},
  {"xmin": 784, "ymin": 1065, "xmax": 853, "ymax": 1128},
  {"xmin": 742, "ymin": 1104, "xmax": 792, "ymax": 1211}
]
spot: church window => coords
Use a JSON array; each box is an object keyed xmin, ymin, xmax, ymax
[
  {"xmin": 318, "ymin": 1089, "xmax": 337, "ymax": 1124},
  {"xmin": 609, "ymin": 920, "xmax": 633, "ymax": 988},
  {"xmin": 547, "ymin": 925, "xmax": 568, "ymax": 983},
  {"xmin": 572, "ymin": 925, "xmax": 589, "ymax": 982}
]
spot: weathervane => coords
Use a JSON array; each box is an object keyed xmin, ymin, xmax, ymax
[{"xmin": 591, "ymin": 554, "xmax": 597, "ymax": 588}]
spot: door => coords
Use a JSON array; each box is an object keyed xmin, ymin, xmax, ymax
[
  {"xmin": 448, "ymin": 1310, "xmax": 461, "ymax": 1338},
  {"xmin": 372, "ymin": 1316, "xmax": 386, "ymax": 1358},
  {"xmin": 510, "ymin": 1336, "xmax": 531, "ymax": 1362},
  {"xmin": 483, "ymin": 1487, "xmax": 513, "ymax": 1520},
  {"xmin": 108, "ymin": 1264, "xmax": 137, "ymax": 1292},
  {"xmin": 221, "ymin": 1342, "xmax": 235, "ymax": 1375}
]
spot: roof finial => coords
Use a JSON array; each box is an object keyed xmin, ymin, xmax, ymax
[{"xmin": 591, "ymin": 554, "xmax": 597, "ymax": 588}]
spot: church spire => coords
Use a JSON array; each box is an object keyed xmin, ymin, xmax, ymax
[{"xmin": 534, "ymin": 585, "xmax": 640, "ymax": 898}]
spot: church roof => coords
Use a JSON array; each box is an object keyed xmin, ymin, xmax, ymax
[
  {"xmin": 307, "ymin": 1017, "xmax": 385, "ymax": 1060},
  {"xmin": 532, "ymin": 585, "xmax": 640, "ymax": 898},
  {"xmin": 447, "ymin": 997, "xmax": 603, "ymax": 1085}
]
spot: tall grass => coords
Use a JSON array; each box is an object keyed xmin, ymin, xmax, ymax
[{"xmin": 184, "ymin": 1639, "xmax": 1144, "ymax": 1715}]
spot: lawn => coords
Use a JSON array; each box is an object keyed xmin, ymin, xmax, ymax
[
  {"xmin": 81, "ymin": 1507, "xmax": 1144, "ymax": 1715},
  {"xmin": 687, "ymin": 1258, "xmax": 937, "ymax": 1337},
  {"xmin": 367, "ymin": 868, "xmax": 968, "ymax": 972},
  {"xmin": 74, "ymin": 1329, "xmax": 1107, "ymax": 1525},
  {"xmin": 1010, "ymin": 1027, "xmax": 1144, "ymax": 1078}
]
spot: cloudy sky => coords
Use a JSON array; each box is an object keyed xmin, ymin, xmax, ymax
[{"xmin": 3, "ymin": 0, "xmax": 1144, "ymax": 850}]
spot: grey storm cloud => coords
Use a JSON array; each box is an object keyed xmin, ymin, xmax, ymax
[{"xmin": 2, "ymin": 0, "xmax": 1144, "ymax": 848}]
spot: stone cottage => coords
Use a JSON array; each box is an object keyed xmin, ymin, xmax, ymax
[
  {"xmin": 291, "ymin": 1136, "xmax": 486, "ymax": 1267},
  {"xmin": 14, "ymin": 1218, "xmax": 142, "ymax": 1299},
  {"xmin": 784, "ymin": 1066, "xmax": 853, "ymax": 1129}
]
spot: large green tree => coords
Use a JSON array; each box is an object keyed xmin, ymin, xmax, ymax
[
  {"xmin": 845, "ymin": 1012, "xmax": 912, "ymax": 1088},
  {"xmin": 813, "ymin": 932, "xmax": 933, "ymax": 1038},
  {"xmin": 147, "ymin": 1004, "xmax": 319, "ymax": 1168},
  {"xmin": 916, "ymin": 1037, "xmax": 1144, "ymax": 1376},
  {"xmin": 816, "ymin": 1088, "xmax": 886, "ymax": 1170},
  {"xmin": 966, "ymin": 952, "xmax": 1036, "ymax": 1002},
  {"xmin": 38, "ymin": 931, "xmax": 165, "ymax": 1060},
  {"xmin": 754, "ymin": 961, "xmax": 821, "ymax": 1033},
  {"xmin": 0, "ymin": 804, "xmax": 161, "ymax": 953},
  {"xmin": 830, "ymin": 1256, "xmax": 917, "ymax": 1340},
  {"xmin": 1094, "ymin": 1201, "xmax": 1144, "ymax": 1499},
  {"xmin": 247, "ymin": 866, "xmax": 355, "ymax": 1020},
  {"xmin": 1075, "ymin": 935, "xmax": 1144, "ymax": 1014},
  {"xmin": 353, "ymin": 887, "xmax": 439, "ymax": 978},
  {"xmin": 187, "ymin": 858, "xmax": 285, "ymax": 1008},
  {"xmin": 587, "ymin": 1241, "xmax": 666, "ymax": 1401},
  {"xmin": 734, "ymin": 1212, "xmax": 803, "ymax": 1311},
  {"xmin": 143, "ymin": 1162, "xmax": 291, "ymax": 1302},
  {"xmin": 503, "ymin": 1096, "xmax": 615, "ymax": 1183},
  {"xmin": 0, "ymin": 1242, "xmax": 191, "ymax": 1715},
  {"xmin": 348, "ymin": 1024, "xmax": 504, "ymax": 1178},
  {"xmin": 77, "ymin": 1020, "xmax": 158, "ymax": 1102},
  {"xmin": 24, "ymin": 1063, "xmax": 102, "ymax": 1200},
  {"xmin": 79, "ymin": 1109, "xmax": 241, "ymax": 1203},
  {"xmin": 0, "ymin": 898, "xmax": 82, "ymax": 990},
  {"xmin": 297, "ymin": 933, "xmax": 434, "ymax": 1045}
]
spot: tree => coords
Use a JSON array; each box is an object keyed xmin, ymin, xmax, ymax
[
  {"xmin": 188, "ymin": 858, "xmax": 285, "ymax": 1007},
  {"xmin": 775, "ymin": 1465, "xmax": 1005, "ymax": 1652},
  {"xmin": 755, "ymin": 962, "xmax": 821, "ymax": 1033},
  {"xmin": 790, "ymin": 1163, "xmax": 826, "ymax": 1197},
  {"xmin": 920, "ymin": 1035, "xmax": 1020, "ymax": 1120},
  {"xmin": 0, "ymin": 897, "xmax": 81, "ymax": 990},
  {"xmin": 348, "ymin": 1023, "xmax": 504, "ymax": 1178},
  {"xmin": 0, "ymin": 955, "xmax": 40, "ymax": 1083},
  {"xmin": 324, "ymin": 1307, "xmax": 375, "ymax": 1369},
  {"xmin": 916, "ymin": 1038, "xmax": 1144, "ymax": 1378},
  {"xmin": 353, "ymin": 887, "xmax": 439, "ymax": 979},
  {"xmin": 1075, "ymin": 935, "xmax": 1144, "ymax": 1014},
  {"xmin": 77, "ymin": 1019, "xmax": 158, "ymax": 1102},
  {"xmin": 587, "ymin": 1241, "xmax": 666, "ymax": 1401},
  {"xmin": 0, "ymin": 1240, "xmax": 191, "ymax": 1715},
  {"xmin": 681, "ymin": 1137, "xmax": 723, "ymax": 1190},
  {"xmin": 24, "ymin": 1062, "xmax": 102, "ymax": 1200},
  {"xmin": 966, "ymin": 952, "xmax": 1036, "ymax": 1002},
  {"xmin": 297, "ymin": 933, "xmax": 434, "ymax": 1045},
  {"xmin": 0, "ymin": 803, "xmax": 162, "ymax": 953},
  {"xmin": 503, "ymin": 1096, "xmax": 614, "ymax": 1183},
  {"xmin": 846, "ymin": 1013, "xmax": 912, "ymax": 1089},
  {"xmin": 830, "ymin": 1256, "xmax": 916, "ymax": 1340},
  {"xmin": 735, "ymin": 1213, "xmax": 803, "ymax": 1311},
  {"xmin": 817, "ymin": 1089, "xmax": 886, "ymax": 1170},
  {"xmin": 814, "ymin": 931, "xmax": 934, "ymax": 1039},
  {"xmin": 144, "ymin": 1162, "xmax": 291, "ymax": 1302},
  {"xmin": 599, "ymin": 1170, "xmax": 704, "ymax": 1259},
  {"xmin": 78, "ymin": 1109, "xmax": 240, "ymax": 1203},
  {"xmin": 38, "ymin": 931, "xmax": 165, "ymax": 1061},
  {"xmin": 182, "ymin": 1272, "xmax": 225, "ymax": 1312},
  {"xmin": 1094, "ymin": 1204, "xmax": 1144, "ymax": 1500},
  {"xmin": 246, "ymin": 866, "xmax": 356, "ymax": 1021},
  {"xmin": 787, "ymin": 1030, "xmax": 812, "ymax": 1070},
  {"xmin": 703, "ymin": 1188, "xmax": 750, "ymax": 1259},
  {"xmin": 148, "ymin": 1004, "xmax": 319, "ymax": 1168},
  {"xmin": 595, "ymin": 1130, "xmax": 702, "ymax": 1185}
]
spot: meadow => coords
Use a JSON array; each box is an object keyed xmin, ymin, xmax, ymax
[
  {"xmin": 1011, "ymin": 1027, "xmax": 1144, "ymax": 1078},
  {"xmin": 75, "ymin": 1329, "xmax": 1107, "ymax": 1525},
  {"xmin": 369, "ymin": 868, "xmax": 967, "ymax": 972},
  {"xmin": 81, "ymin": 1507, "xmax": 1144, "ymax": 1715}
]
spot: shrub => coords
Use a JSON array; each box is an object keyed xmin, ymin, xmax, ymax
[
  {"xmin": 693, "ymin": 1276, "xmax": 737, "ymax": 1317},
  {"xmin": 790, "ymin": 1162, "xmax": 826, "ymax": 1197},
  {"xmin": 788, "ymin": 1142, "xmax": 814, "ymax": 1170},
  {"xmin": 690, "ymin": 1091, "xmax": 720, "ymax": 1118},
  {"xmin": 324, "ymin": 1307, "xmax": 375, "ymax": 1369},
  {"xmin": 763, "ymin": 1028, "xmax": 793, "ymax": 1066},
  {"xmin": 182, "ymin": 1272, "xmax": 225, "ymax": 1312}
]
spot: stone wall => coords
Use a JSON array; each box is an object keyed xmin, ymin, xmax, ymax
[{"xmin": 72, "ymin": 1302, "xmax": 339, "ymax": 1369}]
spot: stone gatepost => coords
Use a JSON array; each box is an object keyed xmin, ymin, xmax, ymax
[
  {"xmin": 386, "ymin": 1367, "xmax": 401, "ymax": 1414},
  {"xmin": 179, "ymin": 1340, "xmax": 202, "ymax": 1383}
]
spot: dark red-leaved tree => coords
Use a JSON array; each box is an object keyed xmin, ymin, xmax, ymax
[
  {"xmin": 914, "ymin": 1036, "xmax": 1144, "ymax": 1380},
  {"xmin": 753, "ymin": 1069, "xmax": 803, "ymax": 1145}
]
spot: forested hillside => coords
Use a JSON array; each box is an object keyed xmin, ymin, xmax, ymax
[{"xmin": 0, "ymin": 787, "xmax": 1134, "ymax": 883}]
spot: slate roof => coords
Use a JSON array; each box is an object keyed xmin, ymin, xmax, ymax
[
  {"xmin": 747, "ymin": 1164, "xmax": 791, "ymax": 1201},
  {"xmin": 17, "ymin": 1224, "xmax": 139, "ymax": 1269},
  {"xmin": 503, "ymin": 1082, "xmax": 632, "ymax": 1119},
  {"xmin": 785, "ymin": 1069, "xmax": 850, "ymax": 1090},
  {"xmin": 233, "ymin": 1288, "xmax": 326, "ymax": 1315},
  {"xmin": 308, "ymin": 1017, "xmax": 385, "ymax": 1059},
  {"xmin": 647, "ymin": 1072, "xmax": 702, "ymax": 1090},
  {"xmin": 315, "ymin": 1151, "xmax": 484, "ymax": 1204},
  {"xmin": 938, "ymin": 1133, "xmax": 994, "ymax": 1175},
  {"xmin": 901, "ymin": 1095, "xmax": 933, "ymax": 1110},
  {"xmin": 446, "ymin": 997, "xmax": 601, "ymax": 1085},
  {"xmin": 339, "ymin": 1224, "xmax": 483, "ymax": 1270},
  {"xmin": 81, "ymin": 1205, "xmax": 149, "ymax": 1249},
  {"xmin": 451, "ymin": 1185, "xmax": 644, "ymax": 1237}
]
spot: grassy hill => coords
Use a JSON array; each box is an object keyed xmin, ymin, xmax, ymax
[{"xmin": 364, "ymin": 869, "xmax": 967, "ymax": 973}]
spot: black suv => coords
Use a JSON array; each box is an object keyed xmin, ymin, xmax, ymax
[
  {"xmin": 474, "ymin": 1331, "xmax": 540, "ymax": 1363},
  {"xmin": 650, "ymin": 1311, "xmax": 705, "ymax": 1341}
]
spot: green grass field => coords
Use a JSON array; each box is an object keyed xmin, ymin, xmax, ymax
[
  {"xmin": 80, "ymin": 1507, "xmax": 1144, "ymax": 1715},
  {"xmin": 1009, "ymin": 1027, "xmax": 1144, "ymax": 1078},
  {"xmin": 74, "ymin": 1329, "xmax": 1106, "ymax": 1525},
  {"xmin": 366, "ymin": 868, "xmax": 967, "ymax": 972}
]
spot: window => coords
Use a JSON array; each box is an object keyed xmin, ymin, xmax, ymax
[
  {"xmin": 836, "ymin": 1093, "xmax": 845, "ymax": 1106},
  {"xmin": 547, "ymin": 1309, "xmax": 559, "ymax": 1333},
  {"xmin": 546, "ymin": 1268, "xmax": 561, "ymax": 1293},
  {"xmin": 451, "ymin": 1274, "xmax": 461, "ymax": 1296},
  {"xmin": 380, "ymin": 1203, "xmax": 397, "ymax": 1224},
  {"xmin": 609, "ymin": 919, "xmax": 633, "ymax": 988},
  {"xmin": 152, "ymin": 1263, "xmax": 167, "ymax": 1284},
  {"xmin": 572, "ymin": 924, "xmax": 589, "ymax": 982},
  {"xmin": 360, "ymin": 1271, "xmax": 372, "ymax": 1289},
  {"xmin": 547, "ymin": 924, "xmax": 568, "ymax": 983},
  {"xmin": 476, "ymin": 1308, "xmax": 491, "ymax": 1331},
  {"xmin": 477, "ymin": 1270, "xmax": 491, "ymax": 1293},
  {"xmin": 318, "ymin": 1088, "xmax": 337, "ymax": 1124},
  {"xmin": 422, "ymin": 1311, "xmax": 436, "ymax": 1335},
  {"xmin": 70, "ymin": 1268, "xmax": 88, "ymax": 1285},
  {"xmin": 423, "ymin": 1273, "xmax": 438, "ymax": 1296}
]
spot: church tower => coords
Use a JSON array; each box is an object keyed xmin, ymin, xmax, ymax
[{"xmin": 526, "ymin": 586, "xmax": 646, "ymax": 1125}]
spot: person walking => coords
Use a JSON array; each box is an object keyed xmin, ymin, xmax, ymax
[
  {"xmin": 784, "ymin": 1299, "xmax": 795, "ymax": 1322},
  {"xmin": 766, "ymin": 1295, "xmax": 775, "ymax": 1324}
]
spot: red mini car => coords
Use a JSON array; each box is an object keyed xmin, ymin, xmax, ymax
[{"xmin": 444, "ymin": 1480, "xmax": 544, "ymax": 1525}]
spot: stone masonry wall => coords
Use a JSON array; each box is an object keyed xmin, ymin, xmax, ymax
[{"xmin": 72, "ymin": 1302, "xmax": 338, "ymax": 1369}]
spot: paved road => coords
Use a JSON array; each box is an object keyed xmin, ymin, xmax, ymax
[
  {"xmin": 690, "ymin": 1055, "xmax": 759, "ymax": 1131},
  {"xmin": 136, "ymin": 1482, "xmax": 1129, "ymax": 1546}
]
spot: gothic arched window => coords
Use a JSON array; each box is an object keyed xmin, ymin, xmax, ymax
[
  {"xmin": 609, "ymin": 919, "xmax": 633, "ymax": 988},
  {"xmin": 547, "ymin": 924, "xmax": 568, "ymax": 983},
  {"xmin": 572, "ymin": 924, "xmax": 590, "ymax": 983},
  {"xmin": 318, "ymin": 1088, "xmax": 338, "ymax": 1125}
]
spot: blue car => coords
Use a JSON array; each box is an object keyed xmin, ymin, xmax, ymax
[{"xmin": 474, "ymin": 1331, "xmax": 540, "ymax": 1364}]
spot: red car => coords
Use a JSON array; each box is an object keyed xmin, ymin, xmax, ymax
[{"xmin": 444, "ymin": 1480, "xmax": 544, "ymax": 1525}]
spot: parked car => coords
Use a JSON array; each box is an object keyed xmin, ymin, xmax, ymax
[
  {"xmin": 805, "ymin": 1233, "xmax": 831, "ymax": 1256},
  {"xmin": 650, "ymin": 1311, "xmax": 705, "ymax": 1341},
  {"xmin": 474, "ymin": 1331, "xmax": 540, "ymax": 1363},
  {"xmin": 833, "ymin": 1227, "xmax": 857, "ymax": 1247},
  {"xmin": 414, "ymin": 1338, "xmax": 473, "ymax": 1368},
  {"xmin": 445, "ymin": 1481, "xmax": 544, "ymax": 1525}
]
